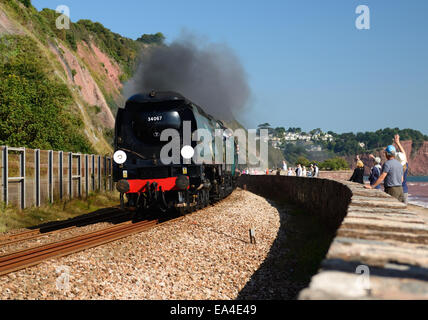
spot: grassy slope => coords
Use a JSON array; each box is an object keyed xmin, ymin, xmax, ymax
[
  {"xmin": 0, "ymin": 0, "xmax": 145, "ymax": 155},
  {"xmin": 0, "ymin": 191, "xmax": 119, "ymax": 233}
]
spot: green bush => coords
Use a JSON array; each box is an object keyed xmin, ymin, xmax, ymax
[
  {"xmin": 136, "ymin": 32, "xmax": 165, "ymax": 45},
  {"xmin": 0, "ymin": 35, "xmax": 93, "ymax": 153},
  {"xmin": 319, "ymin": 157, "xmax": 349, "ymax": 171},
  {"xmin": 18, "ymin": 0, "xmax": 32, "ymax": 8}
]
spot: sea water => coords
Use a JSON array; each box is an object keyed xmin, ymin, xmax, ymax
[{"xmin": 407, "ymin": 176, "xmax": 428, "ymax": 208}]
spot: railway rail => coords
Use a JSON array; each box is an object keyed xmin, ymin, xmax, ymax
[
  {"xmin": 0, "ymin": 216, "xmax": 184, "ymax": 276},
  {"xmin": 0, "ymin": 207, "xmax": 127, "ymax": 246}
]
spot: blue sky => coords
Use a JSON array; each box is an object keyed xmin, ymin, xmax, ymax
[{"xmin": 33, "ymin": 0, "xmax": 428, "ymax": 134}]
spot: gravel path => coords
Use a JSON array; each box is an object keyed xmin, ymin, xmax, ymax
[{"xmin": 0, "ymin": 189, "xmax": 282, "ymax": 300}]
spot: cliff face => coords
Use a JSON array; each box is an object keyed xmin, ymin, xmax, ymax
[
  {"xmin": 0, "ymin": 1, "xmax": 148, "ymax": 154},
  {"xmin": 398, "ymin": 141, "xmax": 428, "ymax": 176},
  {"xmin": 349, "ymin": 140, "xmax": 428, "ymax": 176}
]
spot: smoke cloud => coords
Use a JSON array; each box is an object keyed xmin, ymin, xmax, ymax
[{"xmin": 123, "ymin": 34, "xmax": 250, "ymax": 121}]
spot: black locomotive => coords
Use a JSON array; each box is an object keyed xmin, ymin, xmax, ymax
[{"xmin": 113, "ymin": 91, "xmax": 240, "ymax": 215}]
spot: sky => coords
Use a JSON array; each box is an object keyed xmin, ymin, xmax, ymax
[{"xmin": 33, "ymin": 0, "xmax": 428, "ymax": 134}]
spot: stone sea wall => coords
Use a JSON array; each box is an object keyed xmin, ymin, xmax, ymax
[{"xmin": 238, "ymin": 175, "xmax": 428, "ymax": 299}]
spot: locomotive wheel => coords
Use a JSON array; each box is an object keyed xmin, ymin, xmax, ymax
[{"xmin": 178, "ymin": 207, "xmax": 186, "ymax": 216}]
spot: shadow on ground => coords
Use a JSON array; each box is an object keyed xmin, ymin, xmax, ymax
[
  {"xmin": 30, "ymin": 207, "xmax": 132, "ymax": 233},
  {"xmin": 30, "ymin": 206, "xmax": 185, "ymax": 234},
  {"xmin": 237, "ymin": 200, "xmax": 336, "ymax": 300}
]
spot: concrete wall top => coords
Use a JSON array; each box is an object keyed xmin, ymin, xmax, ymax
[
  {"xmin": 299, "ymin": 181, "xmax": 428, "ymax": 300},
  {"xmin": 239, "ymin": 175, "xmax": 428, "ymax": 300}
]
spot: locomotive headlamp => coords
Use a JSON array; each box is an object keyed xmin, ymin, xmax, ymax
[
  {"xmin": 114, "ymin": 150, "xmax": 127, "ymax": 164},
  {"xmin": 116, "ymin": 179, "xmax": 130, "ymax": 194},
  {"xmin": 181, "ymin": 146, "xmax": 195, "ymax": 160},
  {"xmin": 176, "ymin": 175, "xmax": 190, "ymax": 190}
]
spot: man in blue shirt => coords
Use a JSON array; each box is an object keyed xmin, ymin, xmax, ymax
[{"xmin": 365, "ymin": 145, "xmax": 404, "ymax": 203}]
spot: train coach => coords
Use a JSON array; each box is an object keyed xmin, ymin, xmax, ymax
[{"xmin": 113, "ymin": 91, "xmax": 240, "ymax": 215}]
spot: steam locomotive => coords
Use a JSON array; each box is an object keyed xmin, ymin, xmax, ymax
[{"xmin": 113, "ymin": 91, "xmax": 240, "ymax": 215}]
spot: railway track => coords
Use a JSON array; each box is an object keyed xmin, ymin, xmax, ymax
[
  {"xmin": 0, "ymin": 216, "xmax": 184, "ymax": 276},
  {"xmin": 0, "ymin": 207, "xmax": 128, "ymax": 246},
  {"xmin": 0, "ymin": 193, "xmax": 232, "ymax": 277}
]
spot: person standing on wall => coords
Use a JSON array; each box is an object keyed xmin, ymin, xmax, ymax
[
  {"xmin": 365, "ymin": 145, "xmax": 405, "ymax": 203},
  {"xmin": 350, "ymin": 160, "xmax": 365, "ymax": 184},
  {"xmin": 394, "ymin": 134, "xmax": 409, "ymax": 204},
  {"xmin": 368, "ymin": 155, "xmax": 382, "ymax": 190},
  {"xmin": 313, "ymin": 163, "xmax": 320, "ymax": 178},
  {"xmin": 296, "ymin": 164, "xmax": 302, "ymax": 177},
  {"xmin": 282, "ymin": 161, "xmax": 288, "ymax": 172}
]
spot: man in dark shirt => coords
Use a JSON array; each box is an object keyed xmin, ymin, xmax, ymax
[
  {"xmin": 368, "ymin": 155, "xmax": 382, "ymax": 190},
  {"xmin": 365, "ymin": 145, "xmax": 404, "ymax": 203}
]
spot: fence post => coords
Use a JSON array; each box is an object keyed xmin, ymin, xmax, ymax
[
  {"xmin": 92, "ymin": 155, "xmax": 95, "ymax": 192},
  {"xmin": 34, "ymin": 149, "xmax": 40, "ymax": 207},
  {"xmin": 98, "ymin": 155, "xmax": 101, "ymax": 191},
  {"xmin": 110, "ymin": 157, "xmax": 113, "ymax": 191},
  {"xmin": 59, "ymin": 151, "xmax": 63, "ymax": 200},
  {"xmin": 68, "ymin": 152, "xmax": 73, "ymax": 200},
  {"xmin": 85, "ymin": 154, "xmax": 89, "ymax": 198},
  {"xmin": 78, "ymin": 154, "xmax": 82, "ymax": 198},
  {"xmin": 104, "ymin": 156, "xmax": 107, "ymax": 191},
  {"xmin": 48, "ymin": 150, "xmax": 53, "ymax": 204},
  {"xmin": 20, "ymin": 148, "xmax": 25, "ymax": 210},
  {"xmin": 2, "ymin": 146, "xmax": 8, "ymax": 206}
]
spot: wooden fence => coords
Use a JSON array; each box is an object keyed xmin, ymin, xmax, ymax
[{"xmin": 1, "ymin": 146, "xmax": 113, "ymax": 210}]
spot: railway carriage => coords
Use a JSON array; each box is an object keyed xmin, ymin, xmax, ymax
[{"xmin": 113, "ymin": 91, "xmax": 239, "ymax": 215}]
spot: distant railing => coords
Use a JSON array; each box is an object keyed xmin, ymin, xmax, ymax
[{"xmin": 1, "ymin": 146, "xmax": 113, "ymax": 210}]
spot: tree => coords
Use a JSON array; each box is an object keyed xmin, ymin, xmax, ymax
[
  {"xmin": 18, "ymin": 0, "xmax": 32, "ymax": 7},
  {"xmin": 320, "ymin": 157, "xmax": 349, "ymax": 171},
  {"xmin": 136, "ymin": 32, "xmax": 165, "ymax": 45},
  {"xmin": 310, "ymin": 128, "xmax": 322, "ymax": 136},
  {"xmin": 258, "ymin": 123, "xmax": 271, "ymax": 129},
  {"xmin": 274, "ymin": 127, "xmax": 286, "ymax": 138},
  {"xmin": 257, "ymin": 123, "xmax": 273, "ymax": 135},
  {"xmin": 296, "ymin": 156, "xmax": 311, "ymax": 167}
]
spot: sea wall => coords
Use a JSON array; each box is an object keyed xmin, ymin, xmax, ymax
[
  {"xmin": 319, "ymin": 170, "xmax": 353, "ymax": 181},
  {"xmin": 239, "ymin": 175, "xmax": 352, "ymax": 231},
  {"xmin": 238, "ymin": 175, "xmax": 428, "ymax": 299}
]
